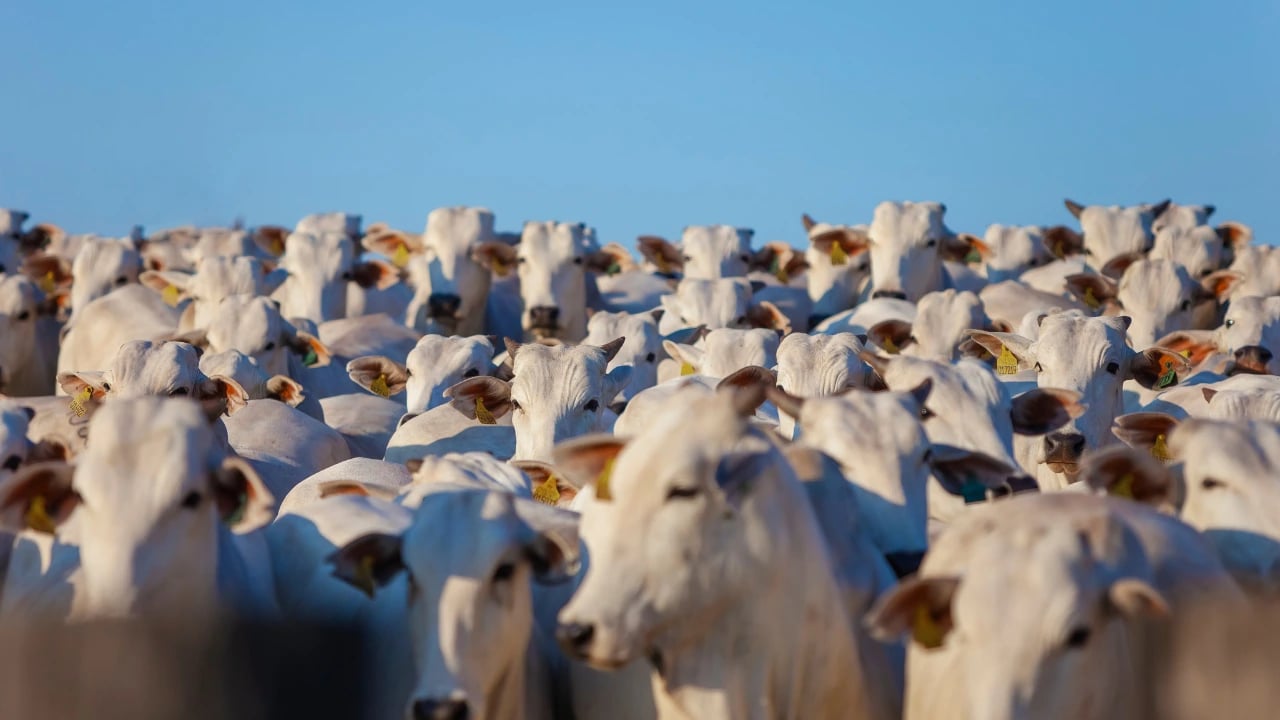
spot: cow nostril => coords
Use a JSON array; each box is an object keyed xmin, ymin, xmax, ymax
[
  {"xmin": 412, "ymin": 698, "xmax": 469, "ymax": 720},
  {"xmin": 556, "ymin": 622, "xmax": 595, "ymax": 655},
  {"xmin": 426, "ymin": 293, "xmax": 462, "ymax": 318},
  {"xmin": 529, "ymin": 306, "xmax": 561, "ymax": 328},
  {"xmin": 872, "ymin": 290, "xmax": 907, "ymax": 301},
  {"xmin": 1044, "ymin": 432, "xmax": 1087, "ymax": 459}
]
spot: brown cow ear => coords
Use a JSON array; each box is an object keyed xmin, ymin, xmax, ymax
[
  {"xmin": 1112, "ymin": 412, "xmax": 1180, "ymax": 453},
  {"xmin": 746, "ymin": 301, "xmax": 791, "ymax": 334},
  {"xmin": 1010, "ymin": 388, "xmax": 1086, "ymax": 436},
  {"xmin": 510, "ymin": 460, "xmax": 579, "ymax": 508},
  {"xmin": 265, "ymin": 375, "xmax": 306, "ymax": 407},
  {"xmin": 326, "ymin": 533, "xmax": 405, "ymax": 598},
  {"xmin": 1042, "ymin": 225, "xmax": 1083, "ymax": 258},
  {"xmin": 1153, "ymin": 330, "xmax": 1218, "ymax": 367},
  {"xmin": 1064, "ymin": 199, "xmax": 1086, "ymax": 219},
  {"xmin": 198, "ymin": 375, "xmax": 249, "ymax": 421},
  {"xmin": 350, "ymin": 260, "xmax": 401, "ymax": 290},
  {"xmin": 636, "ymin": 236, "xmax": 683, "ymax": 274},
  {"xmin": 1129, "ymin": 347, "xmax": 1191, "ymax": 390},
  {"xmin": 1216, "ymin": 221, "xmax": 1253, "ymax": 250},
  {"xmin": 1196, "ymin": 270, "xmax": 1242, "ymax": 303},
  {"xmin": 346, "ymin": 356, "xmax": 410, "ymax": 398},
  {"xmin": 1081, "ymin": 445, "xmax": 1173, "ymax": 507},
  {"xmin": 0, "ymin": 462, "xmax": 80, "ymax": 533},
  {"xmin": 552, "ymin": 434, "xmax": 628, "ymax": 502},
  {"xmin": 940, "ymin": 233, "xmax": 990, "ymax": 263},
  {"xmin": 866, "ymin": 319, "xmax": 913, "ymax": 355},
  {"xmin": 866, "ymin": 575, "xmax": 960, "ymax": 649},
  {"xmin": 444, "ymin": 377, "xmax": 512, "ymax": 422},
  {"xmin": 252, "ymin": 226, "xmax": 291, "ymax": 257},
  {"xmin": 211, "ymin": 456, "xmax": 275, "ymax": 530},
  {"xmin": 1065, "ymin": 274, "xmax": 1118, "ymax": 311},
  {"xmin": 287, "ymin": 330, "xmax": 332, "ymax": 368}
]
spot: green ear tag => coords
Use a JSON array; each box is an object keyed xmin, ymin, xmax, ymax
[
  {"xmin": 1156, "ymin": 358, "xmax": 1177, "ymax": 389},
  {"xmin": 606, "ymin": 261, "xmax": 621, "ymax": 276},
  {"xmin": 225, "ymin": 492, "xmax": 247, "ymax": 526},
  {"xmin": 303, "ymin": 348, "xmax": 319, "ymax": 367},
  {"xmin": 960, "ymin": 478, "xmax": 988, "ymax": 504},
  {"xmin": 964, "ymin": 249, "xmax": 982, "ymax": 264}
]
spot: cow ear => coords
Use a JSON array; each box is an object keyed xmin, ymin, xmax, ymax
[
  {"xmin": 717, "ymin": 366, "xmax": 777, "ymax": 396},
  {"xmin": 663, "ymin": 324, "xmax": 705, "ymax": 347},
  {"xmin": 928, "ymin": 445, "xmax": 1019, "ymax": 497},
  {"xmin": 584, "ymin": 248, "xmax": 622, "ymax": 274},
  {"xmin": 1042, "ymin": 225, "xmax": 1084, "ymax": 258},
  {"xmin": 801, "ymin": 213, "xmax": 818, "ymax": 232},
  {"xmin": 287, "ymin": 330, "xmax": 332, "ymax": 368},
  {"xmin": 514, "ymin": 503, "xmax": 582, "ymax": 585},
  {"xmin": 746, "ymin": 300, "xmax": 791, "ymax": 334},
  {"xmin": 766, "ymin": 386, "xmax": 805, "ymax": 420},
  {"xmin": 27, "ymin": 439, "xmax": 70, "ymax": 464},
  {"xmin": 164, "ymin": 328, "xmax": 210, "ymax": 350},
  {"xmin": 809, "ymin": 228, "xmax": 870, "ymax": 261},
  {"xmin": 327, "ymin": 532, "xmax": 405, "ymax": 599},
  {"xmin": 1064, "ymin": 198, "xmax": 1087, "ymax": 219},
  {"xmin": 1112, "ymin": 412, "xmax": 1180, "ymax": 454},
  {"xmin": 471, "ymin": 241, "xmax": 519, "ymax": 277},
  {"xmin": 0, "ymin": 461, "xmax": 80, "ymax": 534},
  {"xmin": 1010, "ymin": 388, "xmax": 1087, "ymax": 436},
  {"xmin": 940, "ymin": 233, "xmax": 990, "ymax": 263},
  {"xmin": 637, "ymin": 235, "xmax": 683, "ymax": 274},
  {"xmin": 964, "ymin": 330, "xmax": 1035, "ymax": 370},
  {"xmin": 212, "ymin": 456, "xmax": 274, "ymax": 530},
  {"xmin": 1196, "ymin": 270, "xmax": 1242, "ymax": 303},
  {"xmin": 552, "ymin": 434, "xmax": 628, "ymax": 502},
  {"xmin": 1099, "ymin": 252, "xmax": 1144, "ymax": 281},
  {"xmin": 1216, "ymin": 221, "xmax": 1253, "ymax": 250},
  {"xmin": 866, "ymin": 319, "xmax": 913, "ymax": 355},
  {"xmin": 361, "ymin": 229, "xmax": 423, "ymax": 262},
  {"xmin": 602, "ymin": 365, "xmax": 632, "ymax": 404},
  {"xmin": 57, "ymin": 372, "xmax": 108, "ymax": 401},
  {"xmin": 138, "ymin": 270, "xmax": 192, "ymax": 303},
  {"xmin": 444, "ymin": 377, "xmax": 512, "ymax": 422},
  {"xmin": 317, "ymin": 480, "xmax": 401, "ymax": 501},
  {"xmin": 21, "ymin": 253, "xmax": 73, "ymax": 288},
  {"xmin": 350, "ymin": 260, "xmax": 401, "ymax": 290},
  {"xmin": 346, "ymin": 356, "xmax": 410, "ymax": 398},
  {"xmin": 510, "ymin": 460, "xmax": 579, "ymax": 508},
  {"xmin": 1153, "ymin": 330, "xmax": 1218, "ymax": 367},
  {"xmin": 1107, "ymin": 579, "xmax": 1170, "ymax": 619},
  {"xmin": 1081, "ymin": 445, "xmax": 1173, "ymax": 507},
  {"xmin": 198, "ymin": 375, "xmax": 249, "ymax": 420},
  {"xmin": 1064, "ymin": 273, "xmax": 1119, "ymax": 312},
  {"xmin": 662, "ymin": 340, "xmax": 704, "ymax": 374},
  {"xmin": 251, "ymin": 226, "xmax": 290, "ymax": 257},
  {"xmin": 1129, "ymin": 347, "xmax": 1191, "ymax": 389},
  {"xmin": 265, "ymin": 375, "xmax": 306, "ymax": 407},
  {"xmin": 865, "ymin": 575, "xmax": 961, "ymax": 648}
]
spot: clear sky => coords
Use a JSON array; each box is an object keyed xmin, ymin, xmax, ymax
[{"xmin": 3, "ymin": 1, "xmax": 1276, "ymax": 248}]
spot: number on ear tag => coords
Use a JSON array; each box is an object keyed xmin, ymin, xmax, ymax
[
  {"xmin": 370, "ymin": 375, "xmax": 391, "ymax": 398},
  {"xmin": 532, "ymin": 474, "xmax": 561, "ymax": 505},
  {"xmin": 829, "ymin": 243, "xmax": 849, "ymax": 266},
  {"xmin": 1151, "ymin": 435, "xmax": 1172, "ymax": 463},
  {"xmin": 475, "ymin": 397, "xmax": 497, "ymax": 425},
  {"xmin": 69, "ymin": 387, "xmax": 93, "ymax": 417},
  {"xmin": 996, "ymin": 345, "xmax": 1018, "ymax": 375},
  {"xmin": 912, "ymin": 603, "xmax": 946, "ymax": 649}
]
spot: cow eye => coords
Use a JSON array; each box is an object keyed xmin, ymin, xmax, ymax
[
  {"xmin": 1179, "ymin": 299, "xmax": 1192, "ymax": 311},
  {"xmin": 264, "ymin": 341, "xmax": 275, "ymax": 350},
  {"xmin": 114, "ymin": 276, "xmax": 128, "ymax": 286},
  {"xmin": 740, "ymin": 254, "xmax": 751, "ymax": 263},
  {"xmin": 573, "ymin": 257, "xmax": 584, "ymax": 265},
  {"xmin": 1034, "ymin": 362, "xmax": 1043, "ymax": 373},
  {"xmin": 645, "ymin": 352, "xmax": 656, "ymax": 363},
  {"xmin": 1105, "ymin": 362, "xmax": 1120, "ymax": 375},
  {"xmin": 920, "ymin": 406, "xmax": 935, "ymax": 420},
  {"xmin": 180, "ymin": 491, "xmax": 202, "ymax": 509},
  {"xmin": 1225, "ymin": 319, "xmax": 1235, "ymax": 328},
  {"xmin": 682, "ymin": 255, "xmax": 693, "ymax": 262},
  {"xmin": 341, "ymin": 271, "xmax": 352, "ymax": 280},
  {"xmin": 584, "ymin": 399, "xmax": 600, "ymax": 412},
  {"xmin": 2, "ymin": 455, "xmax": 20, "ymax": 472},
  {"xmin": 463, "ymin": 368, "xmax": 479, "ymax": 378},
  {"xmin": 925, "ymin": 239, "xmax": 937, "ymax": 248},
  {"xmin": 511, "ymin": 399, "xmax": 523, "ymax": 412},
  {"xmin": 1202, "ymin": 477, "xmax": 1226, "ymax": 490},
  {"xmin": 16, "ymin": 310, "xmax": 30, "ymax": 320},
  {"xmin": 492, "ymin": 562, "xmax": 516, "ymax": 582},
  {"xmin": 1065, "ymin": 627, "xmax": 1091, "ymax": 649},
  {"xmin": 101, "ymin": 382, "xmax": 112, "ymax": 392},
  {"xmin": 168, "ymin": 387, "xmax": 189, "ymax": 397},
  {"xmin": 517, "ymin": 257, "xmax": 527, "ymax": 264},
  {"xmin": 666, "ymin": 486, "xmax": 699, "ymax": 501}
]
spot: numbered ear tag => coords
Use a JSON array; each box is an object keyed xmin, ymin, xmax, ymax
[
  {"xmin": 492, "ymin": 258, "xmax": 512, "ymax": 278},
  {"xmin": 996, "ymin": 345, "xmax": 1018, "ymax": 375},
  {"xmin": 69, "ymin": 387, "xmax": 93, "ymax": 417},
  {"xmin": 912, "ymin": 603, "xmax": 946, "ymax": 649},
  {"xmin": 1111, "ymin": 472, "xmax": 1135, "ymax": 499},
  {"xmin": 25, "ymin": 496, "xmax": 57, "ymax": 534},
  {"xmin": 475, "ymin": 397, "xmax": 497, "ymax": 425},
  {"xmin": 881, "ymin": 336, "xmax": 900, "ymax": 354},
  {"xmin": 1151, "ymin": 434, "xmax": 1172, "ymax": 463},
  {"xmin": 829, "ymin": 243, "xmax": 849, "ymax": 266},
  {"xmin": 370, "ymin": 375, "xmax": 391, "ymax": 398},
  {"xmin": 40, "ymin": 271, "xmax": 56, "ymax": 294},
  {"xmin": 1083, "ymin": 287, "xmax": 1101, "ymax": 310},
  {"xmin": 595, "ymin": 458, "xmax": 616, "ymax": 502},
  {"xmin": 391, "ymin": 244, "xmax": 410, "ymax": 268},
  {"xmin": 680, "ymin": 362, "xmax": 695, "ymax": 376},
  {"xmin": 162, "ymin": 284, "xmax": 181, "ymax": 307},
  {"xmin": 532, "ymin": 474, "xmax": 561, "ymax": 505}
]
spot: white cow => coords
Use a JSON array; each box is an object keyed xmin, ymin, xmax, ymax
[
  {"xmin": 773, "ymin": 332, "xmax": 867, "ymax": 439},
  {"xmin": 864, "ymin": 288, "xmax": 989, "ymax": 362},
  {"xmin": 55, "ymin": 285, "xmax": 182, "ymax": 393},
  {"xmin": 1226, "ymin": 243, "xmax": 1280, "ymax": 299},
  {"xmin": 185, "ymin": 295, "xmax": 332, "ymax": 384},
  {"xmin": 860, "ymin": 201, "xmax": 983, "ymax": 302},
  {"xmin": 0, "ymin": 275, "xmax": 57, "ymax": 396},
  {"xmin": 1151, "ymin": 202, "xmax": 1215, "ymax": 235},
  {"xmin": 979, "ymin": 225, "xmax": 1055, "ymax": 283},
  {"xmin": 583, "ymin": 310, "xmax": 697, "ymax": 405},
  {"xmin": 1217, "ymin": 295, "xmax": 1280, "ymax": 375},
  {"xmin": 0, "ymin": 397, "xmax": 278, "ymax": 621},
  {"xmin": 1062, "ymin": 198, "xmax": 1170, "ymax": 272},
  {"xmin": 800, "ymin": 215, "xmax": 872, "ymax": 326},
  {"xmin": 1149, "ymin": 225, "xmax": 1223, "ymax": 280},
  {"xmin": 272, "ymin": 231, "xmax": 398, "ymax": 325},
  {"xmin": 662, "ymin": 328, "xmax": 780, "ymax": 380},
  {"xmin": 638, "ymin": 225, "xmax": 757, "ymax": 279},
  {"xmin": 65, "ymin": 236, "xmax": 143, "ymax": 322},
  {"xmin": 867, "ymin": 492, "xmax": 1236, "ymax": 720},
  {"xmin": 555, "ymin": 388, "xmax": 895, "ymax": 720},
  {"xmin": 139, "ymin": 255, "xmax": 283, "ymax": 331},
  {"xmin": 657, "ymin": 278, "xmax": 789, "ymax": 335},
  {"xmin": 968, "ymin": 313, "xmax": 1185, "ymax": 489},
  {"xmin": 347, "ymin": 335, "xmax": 499, "ymax": 415}
]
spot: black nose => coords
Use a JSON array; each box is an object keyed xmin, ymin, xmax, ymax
[
  {"xmin": 1044, "ymin": 432, "xmax": 1087, "ymax": 461},
  {"xmin": 529, "ymin": 306, "xmax": 560, "ymax": 329},
  {"xmin": 872, "ymin": 290, "xmax": 907, "ymax": 300},
  {"xmin": 807, "ymin": 313, "xmax": 830, "ymax": 329},
  {"xmin": 412, "ymin": 698, "xmax": 469, "ymax": 720},
  {"xmin": 426, "ymin": 293, "xmax": 462, "ymax": 318},
  {"xmin": 556, "ymin": 622, "xmax": 595, "ymax": 656}
]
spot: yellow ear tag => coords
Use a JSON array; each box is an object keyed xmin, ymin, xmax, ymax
[
  {"xmin": 69, "ymin": 387, "xmax": 93, "ymax": 417},
  {"xmin": 996, "ymin": 345, "xmax": 1018, "ymax": 375},
  {"xmin": 391, "ymin": 244, "xmax": 410, "ymax": 269},
  {"xmin": 532, "ymin": 474, "xmax": 561, "ymax": 505},
  {"xmin": 1180, "ymin": 349, "xmax": 1191, "ymax": 359},
  {"xmin": 353, "ymin": 554, "xmax": 377, "ymax": 598},
  {"xmin": 475, "ymin": 397, "xmax": 497, "ymax": 425},
  {"xmin": 492, "ymin": 258, "xmax": 511, "ymax": 279},
  {"xmin": 1151, "ymin": 434, "xmax": 1172, "ymax": 463},
  {"xmin": 595, "ymin": 458, "xmax": 615, "ymax": 502},
  {"xmin": 881, "ymin": 335, "xmax": 900, "ymax": 354},
  {"xmin": 370, "ymin": 374, "xmax": 391, "ymax": 398},
  {"xmin": 829, "ymin": 243, "xmax": 850, "ymax": 266},
  {"xmin": 39, "ymin": 271, "xmax": 56, "ymax": 294},
  {"xmin": 680, "ymin": 362, "xmax": 695, "ymax": 376},
  {"xmin": 912, "ymin": 603, "xmax": 946, "ymax": 649},
  {"xmin": 161, "ymin": 284, "xmax": 181, "ymax": 307},
  {"xmin": 1111, "ymin": 472, "xmax": 1135, "ymax": 500},
  {"xmin": 25, "ymin": 496, "xmax": 57, "ymax": 534},
  {"xmin": 1083, "ymin": 287, "xmax": 1101, "ymax": 310},
  {"xmin": 653, "ymin": 254, "xmax": 672, "ymax": 274}
]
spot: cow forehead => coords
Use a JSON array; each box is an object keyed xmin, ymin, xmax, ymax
[
  {"xmin": 521, "ymin": 222, "xmax": 585, "ymax": 255},
  {"xmin": 199, "ymin": 350, "xmax": 264, "ymax": 386},
  {"xmin": 425, "ymin": 206, "xmax": 494, "ymax": 244},
  {"xmin": 1120, "ymin": 259, "xmax": 1190, "ymax": 293},
  {"xmin": 1034, "ymin": 316, "xmax": 1128, "ymax": 358},
  {"xmin": 871, "ymin": 201, "xmax": 946, "ymax": 241},
  {"xmin": 681, "ymin": 225, "xmax": 749, "ymax": 251},
  {"xmin": 0, "ymin": 275, "xmax": 36, "ymax": 313},
  {"xmin": 677, "ymin": 278, "xmax": 750, "ymax": 306},
  {"xmin": 512, "ymin": 344, "xmax": 607, "ymax": 386},
  {"xmin": 209, "ymin": 297, "xmax": 283, "ymax": 349},
  {"xmin": 284, "ymin": 232, "xmax": 351, "ymax": 267},
  {"xmin": 402, "ymin": 491, "xmax": 525, "ymax": 577},
  {"xmin": 807, "ymin": 391, "xmax": 922, "ymax": 448},
  {"xmin": 108, "ymin": 341, "xmax": 202, "ymax": 388},
  {"xmin": 77, "ymin": 399, "xmax": 212, "ymax": 502}
]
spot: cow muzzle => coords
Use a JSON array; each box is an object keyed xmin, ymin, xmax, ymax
[
  {"xmin": 410, "ymin": 697, "xmax": 469, "ymax": 720},
  {"xmin": 1043, "ymin": 432, "xmax": 1086, "ymax": 474},
  {"xmin": 426, "ymin": 293, "xmax": 462, "ymax": 320},
  {"xmin": 1228, "ymin": 346, "xmax": 1273, "ymax": 376},
  {"xmin": 528, "ymin": 306, "xmax": 560, "ymax": 335}
]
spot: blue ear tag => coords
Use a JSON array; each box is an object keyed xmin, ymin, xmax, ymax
[{"xmin": 961, "ymin": 478, "xmax": 987, "ymax": 504}]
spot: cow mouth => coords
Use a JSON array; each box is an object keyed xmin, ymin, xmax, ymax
[
  {"xmin": 1226, "ymin": 360, "xmax": 1270, "ymax": 376},
  {"xmin": 1044, "ymin": 461, "xmax": 1081, "ymax": 476},
  {"xmin": 530, "ymin": 325, "xmax": 560, "ymax": 339}
]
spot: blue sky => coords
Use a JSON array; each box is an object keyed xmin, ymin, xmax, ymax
[{"xmin": 3, "ymin": 1, "xmax": 1276, "ymax": 247}]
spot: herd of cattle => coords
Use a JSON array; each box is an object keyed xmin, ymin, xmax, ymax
[{"xmin": 0, "ymin": 200, "xmax": 1275, "ymax": 719}]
